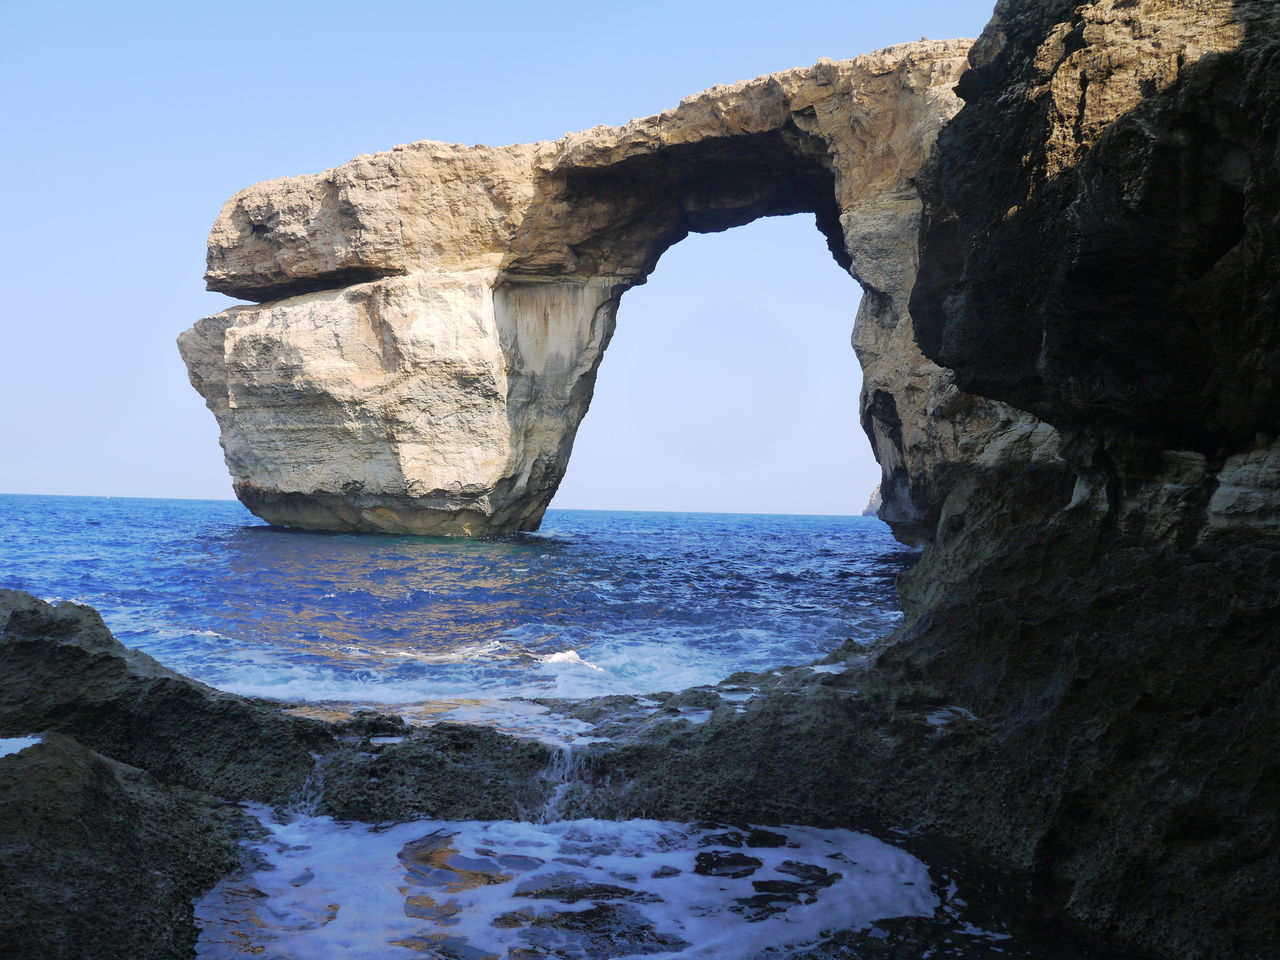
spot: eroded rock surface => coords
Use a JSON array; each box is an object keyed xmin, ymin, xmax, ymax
[
  {"xmin": 0, "ymin": 589, "xmax": 331, "ymax": 800},
  {"xmin": 0, "ymin": 734, "xmax": 242, "ymax": 960},
  {"xmin": 317, "ymin": 722, "xmax": 554, "ymax": 822},
  {"xmin": 896, "ymin": 1, "xmax": 1280, "ymax": 956},
  {"xmin": 181, "ymin": 40, "xmax": 1056, "ymax": 539},
  {"xmin": 0, "ymin": 591, "xmax": 568, "ymax": 957}
]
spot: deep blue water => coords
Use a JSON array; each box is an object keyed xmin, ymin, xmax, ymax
[{"xmin": 0, "ymin": 495, "xmax": 910, "ymax": 708}]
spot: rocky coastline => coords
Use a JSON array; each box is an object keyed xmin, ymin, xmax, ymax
[
  {"xmin": 4, "ymin": 1, "xmax": 1277, "ymax": 957},
  {"xmin": 0, "ymin": 590, "xmax": 1148, "ymax": 960}
]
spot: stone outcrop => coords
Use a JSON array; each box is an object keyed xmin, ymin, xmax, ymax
[
  {"xmin": 861, "ymin": 482, "xmax": 882, "ymax": 517},
  {"xmin": 317, "ymin": 722, "xmax": 554, "ymax": 822},
  {"xmin": 0, "ymin": 734, "xmax": 242, "ymax": 960},
  {"xmin": 0, "ymin": 590, "xmax": 331, "ymax": 801},
  {"xmin": 180, "ymin": 39, "xmax": 1058, "ymax": 538},
  {"xmin": 885, "ymin": 1, "xmax": 1280, "ymax": 957}
]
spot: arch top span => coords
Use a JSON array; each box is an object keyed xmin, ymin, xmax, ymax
[{"xmin": 181, "ymin": 40, "xmax": 1048, "ymax": 537}]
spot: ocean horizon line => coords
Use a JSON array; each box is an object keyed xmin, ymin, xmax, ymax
[{"xmin": 0, "ymin": 490, "xmax": 877, "ymax": 521}]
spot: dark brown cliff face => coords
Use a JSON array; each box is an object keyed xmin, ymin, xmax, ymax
[
  {"xmin": 891, "ymin": 2, "xmax": 1280, "ymax": 958},
  {"xmin": 913, "ymin": 0, "xmax": 1280, "ymax": 463}
]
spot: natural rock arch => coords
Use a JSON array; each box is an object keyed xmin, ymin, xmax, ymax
[{"xmin": 180, "ymin": 40, "xmax": 1058, "ymax": 539}]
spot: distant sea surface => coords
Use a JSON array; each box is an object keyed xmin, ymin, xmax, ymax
[{"xmin": 0, "ymin": 494, "xmax": 910, "ymax": 708}]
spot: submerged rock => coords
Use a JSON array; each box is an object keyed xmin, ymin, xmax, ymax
[
  {"xmin": 0, "ymin": 589, "xmax": 331, "ymax": 801},
  {"xmin": 515, "ymin": 903, "xmax": 689, "ymax": 958},
  {"xmin": 513, "ymin": 871, "xmax": 662, "ymax": 903},
  {"xmin": 0, "ymin": 733, "xmax": 241, "ymax": 960},
  {"xmin": 342, "ymin": 709, "xmax": 411, "ymax": 737},
  {"xmin": 693, "ymin": 851, "xmax": 764, "ymax": 879}
]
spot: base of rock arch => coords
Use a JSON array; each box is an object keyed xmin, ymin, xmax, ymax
[
  {"xmin": 184, "ymin": 273, "xmax": 622, "ymax": 536},
  {"xmin": 179, "ymin": 40, "xmax": 1058, "ymax": 539}
]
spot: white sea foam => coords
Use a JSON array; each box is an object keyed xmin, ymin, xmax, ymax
[
  {"xmin": 536, "ymin": 649, "xmax": 605, "ymax": 671},
  {"xmin": 181, "ymin": 635, "xmax": 720, "ymax": 705},
  {"xmin": 196, "ymin": 810, "xmax": 938, "ymax": 959},
  {"xmin": 141, "ymin": 620, "xmax": 858, "ymax": 710},
  {"xmin": 808, "ymin": 663, "xmax": 848, "ymax": 675},
  {"xmin": 199, "ymin": 649, "xmax": 840, "ymax": 729},
  {"xmin": 0, "ymin": 736, "xmax": 41, "ymax": 759},
  {"xmin": 429, "ymin": 699, "xmax": 608, "ymax": 747},
  {"xmin": 661, "ymin": 707, "xmax": 713, "ymax": 725}
]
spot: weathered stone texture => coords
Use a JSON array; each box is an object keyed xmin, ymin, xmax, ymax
[
  {"xmin": 0, "ymin": 735, "xmax": 242, "ymax": 960},
  {"xmin": 894, "ymin": 2, "xmax": 1280, "ymax": 957},
  {"xmin": 182, "ymin": 40, "xmax": 1055, "ymax": 539},
  {"xmin": 0, "ymin": 590, "xmax": 331, "ymax": 800}
]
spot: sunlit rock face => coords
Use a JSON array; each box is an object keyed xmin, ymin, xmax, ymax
[{"xmin": 179, "ymin": 39, "xmax": 1058, "ymax": 537}]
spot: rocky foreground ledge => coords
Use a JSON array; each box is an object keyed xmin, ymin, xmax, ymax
[
  {"xmin": 4, "ymin": 572, "xmax": 1276, "ymax": 959},
  {"xmin": 0, "ymin": 591, "xmax": 563, "ymax": 958},
  {"xmin": 0, "ymin": 591, "xmax": 1086, "ymax": 959}
]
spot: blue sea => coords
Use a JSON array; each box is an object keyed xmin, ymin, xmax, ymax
[
  {"xmin": 0, "ymin": 494, "xmax": 910, "ymax": 713},
  {"xmin": 3, "ymin": 494, "xmax": 1124, "ymax": 957}
]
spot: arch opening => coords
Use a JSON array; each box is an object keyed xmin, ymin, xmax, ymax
[
  {"xmin": 181, "ymin": 43, "xmax": 981, "ymax": 537},
  {"xmin": 505, "ymin": 130, "xmax": 850, "ymax": 284},
  {"xmin": 549, "ymin": 213, "xmax": 878, "ymax": 516}
]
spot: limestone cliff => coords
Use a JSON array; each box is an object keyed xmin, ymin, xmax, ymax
[
  {"xmin": 180, "ymin": 40, "xmax": 1058, "ymax": 538},
  {"xmin": 882, "ymin": 1, "xmax": 1280, "ymax": 956},
  {"xmin": 861, "ymin": 482, "xmax": 882, "ymax": 517}
]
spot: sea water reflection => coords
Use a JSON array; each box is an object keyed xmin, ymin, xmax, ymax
[{"xmin": 0, "ymin": 495, "xmax": 912, "ymax": 706}]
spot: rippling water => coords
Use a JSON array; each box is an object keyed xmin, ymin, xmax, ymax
[
  {"xmin": 5, "ymin": 495, "xmax": 1136, "ymax": 958},
  {"xmin": 0, "ymin": 494, "xmax": 910, "ymax": 707}
]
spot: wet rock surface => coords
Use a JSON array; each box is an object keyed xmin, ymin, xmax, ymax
[
  {"xmin": 317, "ymin": 721, "xmax": 554, "ymax": 822},
  {"xmin": 510, "ymin": 902, "xmax": 690, "ymax": 958},
  {"xmin": 513, "ymin": 872, "xmax": 663, "ymax": 904},
  {"xmin": 693, "ymin": 851, "xmax": 764, "ymax": 879}
]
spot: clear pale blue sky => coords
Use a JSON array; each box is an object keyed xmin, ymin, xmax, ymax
[{"xmin": 0, "ymin": 0, "xmax": 994, "ymax": 515}]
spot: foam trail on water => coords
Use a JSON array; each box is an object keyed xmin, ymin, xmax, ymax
[{"xmin": 537, "ymin": 649, "xmax": 604, "ymax": 671}]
